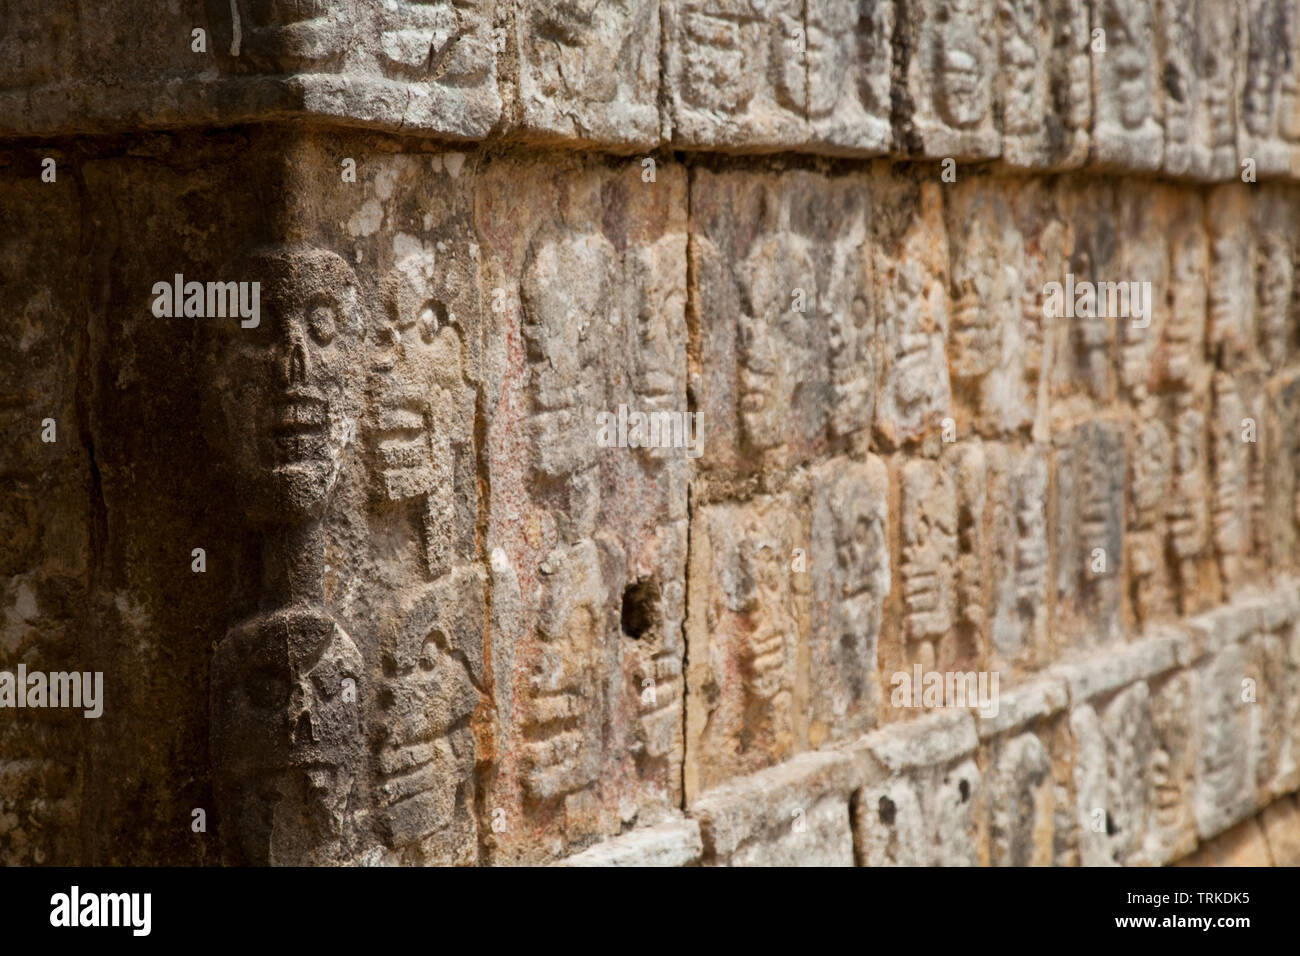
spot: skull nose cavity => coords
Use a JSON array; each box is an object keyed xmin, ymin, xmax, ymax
[{"xmin": 288, "ymin": 340, "xmax": 308, "ymax": 385}]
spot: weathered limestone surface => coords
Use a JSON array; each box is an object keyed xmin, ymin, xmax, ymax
[
  {"xmin": 2, "ymin": 1, "xmax": 1300, "ymax": 180},
  {"xmin": 4, "ymin": 2, "xmax": 1300, "ymax": 869}
]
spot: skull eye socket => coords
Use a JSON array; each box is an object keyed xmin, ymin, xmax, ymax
[{"xmin": 307, "ymin": 299, "xmax": 337, "ymax": 345}]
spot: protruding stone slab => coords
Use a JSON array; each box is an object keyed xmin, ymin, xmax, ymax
[
  {"xmin": 849, "ymin": 711, "xmax": 983, "ymax": 866},
  {"xmin": 513, "ymin": 0, "xmax": 661, "ymax": 150},
  {"xmin": 556, "ymin": 817, "xmax": 703, "ymax": 866},
  {"xmin": 692, "ymin": 750, "xmax": 855, "ymax": 866},
  {"xmin": 663, "ymin": 0, "xmax": 893, "ymax": 155},
  {"xmin": 1089, "ymin": 0, "xmax": 1164, "ymax": 171},
  {"xmin": 1239, "ymin": 0, "xmax": 1298, "ymax": 178},
  {"xmin": 997, "ymin": 0, "xmax": 1091, "ymax": 170},
  {"xmin": 1071, "ymin": 683, "xmax": 1156, "ymax": 866},
  {"xmin": 895, "ymin": 0, "xmax": 1000, "ymax": 160},
  {"xmin": 1196, "ymin": 643, "xmax": 1258, "ymax": 839}
]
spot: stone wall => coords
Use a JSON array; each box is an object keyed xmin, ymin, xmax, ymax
[{"xmin": 1, "ymin": 0, "xmax": 1299, "ymax": 866}]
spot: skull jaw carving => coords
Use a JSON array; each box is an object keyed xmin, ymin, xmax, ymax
[
  {"xmin": 202, "ymin": 245, "xmax": 368, "ymax": 865},
  {"xmin": 211, "ymin": 606, "xmax": 363, "ymax": 866},
  {"xmin": 204, "ymin": 246, "xmax": 365, "ymax": 527}
]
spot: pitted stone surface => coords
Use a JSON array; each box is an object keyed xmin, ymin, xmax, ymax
[{"xmin": 6, "ymin": 4, "xmax": 1300, "ymax": 869}]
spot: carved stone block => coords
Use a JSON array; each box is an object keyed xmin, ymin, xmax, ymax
[
  {"xmin": 1196, "ymin": 643, "xmax": 1257, "ymax": 838},
  {"xmin": 1114, "ymin": 183, "xmax": 1176, "ymax": 403},
  {"xmin": 664, "ymin": 0, "xmax": 892, "ymax": 155},
  {"xmin": 1252, "ymin": 186, "xmax": 1297, "ymax": 375},
  {"xmin": 1127, "ymin": 411, "xmax": 1175, "ymax": 624},
  {"xmin": 1053, "ymin": 419, "xmax": 1124, "ymax": 647},
  {"xmin": 690, "ymin": 168, "xmax": 875, "ymax": 473},
  {"xmin": 1145, "ymin": 672, "xmax": 1199, "ymax": 863},
  {"xmin": 894, "ymin": 457, "xmax": 958, "ymax": 672},
  {"xmin": 1159, "ymin": 0, "xmax": 1239, "ymax": 179},
  {"xmin": 987, "ymin": 731, "xmax": 1054, "ymax": 866},
  {"xmin": 986, "ymin": 444, "xmax": 1050, "ymax": 672},
  {"xmin": 211, "ymin": 0, "xmax": 504, "ymax": 137},
  {"xmin": 1239, "ymin": 0, "xmax": 1297, "ymax": 178},
  {"xmin": 873, "ymin": 178, "xmax": 950, "ymax": 446},
  {"xmin": 881, "ymin": 441, "xmax": 990, "ymax": 681},
  {"xmin": 855, "ymin": 757, "xmax": 983, "ymax": 866},
  {"xmin": 693, "ymin": 751, "xmax": 855, "ymax": 865},
  {"xmin": 1207, "ymin": 186, "xmax": 1256, "ymax": 372},
  {"xmin": 897, "ymin": 0, "xmax": 1000, "ymax": 159},
  {"xmin": 945, "ymin": 178, "xmax": 1047, "ymax": 434},
  {"xmin": 478, "ymin": 156, "xmax": 689, "ymax": 862},
  {"xmin": 1266, "ymin": 369, "xmax": 1300, "ymax": 568},
  {"xmin": 1071, "ymin": 683, "xmax": 1154, "ymax": 866},
  {"xmin": 373, "ymin": 569, "xmax": 483, "ymax": 864},
  {"xmin": 1048, "ymin": 181, "xmax": 1119, "ymax": 404},
  {"xmin": 684, "ymin": 492, "xmax": 810, "ymax": 799},
  {"xmin": 1090, "ymin": 0, "xmax": 1164, "ymax": 170},
  {"xmin": 998, "ymin": 0, "xmax": 1091, "ymax": 169},
  {"xmin": 1167, "ymin": 391, "xmax": 1215, "ymax": 613},
  {"xmin": 212, "ymin": 607, "xmax": 365, "ymax": 865},
  {"xmin": 1248, "ymin": 628, "xmax": 1297, "ymax": 802},
  {"xmin": 1162, "ymin": 192, "xmax": 1210, "ymax": 388},
  {"xmin": 809, "ymin": 456, "xmax": 889, "ymax": 743},
  {"xmin": 515, "ymin": 0, "xmax": 660, "ymax": 148},
  {"xmin": 1211, "ymin": 371, "xmax": 1267, "ymax": 596}
]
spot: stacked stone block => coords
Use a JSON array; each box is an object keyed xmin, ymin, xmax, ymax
[{"xmin": 1, "ymin": 1, "xmax": 1299, "ymax": 866}]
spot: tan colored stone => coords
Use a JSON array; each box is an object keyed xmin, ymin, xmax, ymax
[
  {"xmin": 1257, "ymin": 796, "xmax": 1300, "ymax": 865},
  {"xmin": 684, "ymin": 491, "xmax": 810, "ymax": 799}
]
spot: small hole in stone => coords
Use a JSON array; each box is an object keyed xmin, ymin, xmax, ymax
[
  {"xmin": 878, "ymin": 796, "xmax": 896, "ymax": 826},
  {"xmin": 621, "ymin": 579, "xmax": 660, "ymax": 640},
  {"xmin": 1105, "ymin": 811, "xmax": 1118, "ymax": 836},
  {"xmin": 959, "ymin": 779, "xmax": 970, "ymax": 803}
]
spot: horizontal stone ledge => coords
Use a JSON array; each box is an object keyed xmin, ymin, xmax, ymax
[
  {"xmin": 553, "ymin": 818, "xmax": 704, "ymax": 867},
  {"xmin": 690, "ymin": 750, "xmax": 858, "ymax": 865},
  {"xmin": 4, "ymin": 0, "xmax": 1300, "ymax": 184},
  {"xmin": 0, "ymin": 75, "xmax": 503, "ymax": 144},
  {"xmin": 553, "ymin": 577, "xmax": 1300, "ymax": 866}
]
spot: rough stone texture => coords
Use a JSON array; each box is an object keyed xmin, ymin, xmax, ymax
[
  {"xmin": 896, "ymin": 0, "xmax": 1000, "ymax": 160},
  {"xmin": 1257, "ymin": 795, "xmax": 1300, "ymax": 864},
  {"xmin": 1052, "ymin": 418, "xmax": 1125, "ymax": 648},
  {"xmin": 1090, "ymin": 0, "xmax": 1164, "ymax": 171},
  {"xmin": 848, "ymin": 711, "xmax": 984, "ymax": 866},
  {"xmin": 873, "ymin": 176, "xmax": 951, "ymax": 447},
  {"xmin": 553, "ymin": 816, "xmax": 702, "ymax": 866},
  {"xmin": 663, "ymin": 0, "xmax": 893, "ymax": 155},
  {"xmin": 688, "ymin": 166, "xmax": 874, "ymax": 474},
  {"xmin": 808, "ymin": 456, "xmax": 889, "ymax": 746},
  {"xmin": 0, "ymin": 0, "xmax": 1295, "ymax": 182},
  {"xmin": 479, "ymin": 155, "xmax": 689, "ymax": 863},
  {"xmin": 998, "ymin": 0, "xmax": 1091, "ymax": 170},
  {"xmin": 513, "ymin": 0, "xmax": 661, "ymax": 150},
  {"xmin": 692, "ymin": 750, "xmax": 855, "ymax": 866},
  {"xmin": 1158, "ymin": 0, "xmax": 1239, "ymax": 180},
  {"xmin": 5, "ymin": 2, "xmax": 1300, "ymax": 870},
  {"xmin": 1177, "ymin": 816, "xmax": 1274, "ymax": 866},
  {"xmin": 684, "ymin": 490, "xmax": 810, "ymax": 799},
  {"xmin": 0, "ymin": 168, "xmax": 91, "ymax": 865}
]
